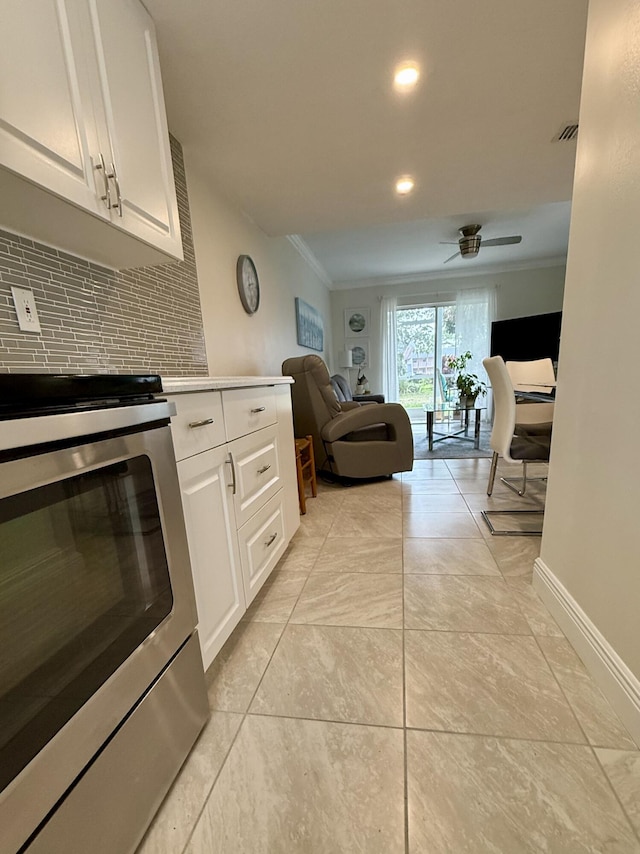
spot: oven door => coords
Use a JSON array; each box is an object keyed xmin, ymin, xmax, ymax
[{"xmin": 0, "ymin": 422, "xmax": 198, "ymax": 854}]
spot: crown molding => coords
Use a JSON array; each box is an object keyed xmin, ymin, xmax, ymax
[
  {"xmin": 287, "ymin": 235, "xmax": 333, "ymax": 287},
  {"xmin": 330, "ymin": 255, "xmax": 568, "ymax": 291}
]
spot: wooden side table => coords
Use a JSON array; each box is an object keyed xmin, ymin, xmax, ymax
[{"xmin": 294, "ymin": 435, "xmax": 317, "ymax": 514}]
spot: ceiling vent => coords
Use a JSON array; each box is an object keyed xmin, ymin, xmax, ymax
[{"xmin": 552, "ymin": 122, "xmax": 579, "ymax": 142}]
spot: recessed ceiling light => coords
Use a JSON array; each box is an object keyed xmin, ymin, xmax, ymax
[
  {"xmin": 394, "ymin": 62, "xmax": 420, "ymax": 91},
  {"xmin": 395, "ymin": 176, "xmax": 415, "ymax": 195}
]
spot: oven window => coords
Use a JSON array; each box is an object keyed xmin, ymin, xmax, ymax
[{"xmin": 0, "ymin": 455, "xmax": 173, "ymax": 793}]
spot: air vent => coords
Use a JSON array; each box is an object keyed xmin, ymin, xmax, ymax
[{"xmin": 552, "ymin": 123, "xmax": 579, "ymax": 142}]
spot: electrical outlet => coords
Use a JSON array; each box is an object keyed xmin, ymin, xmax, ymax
[{"xmin": 11, "ymin": 286, "xmax": 42, "ymax": 333}]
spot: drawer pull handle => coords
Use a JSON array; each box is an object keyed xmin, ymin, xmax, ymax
[
  {"xmin": 225, "ymin": 453, "xmax": 237, "ymax": 494},
  {"xmin": 265, "ymin": 533, "xmax": 277, "ymax": 547},
  {"xmin": 251, "ymin": 406, "xmax": 266, "ymax": 413},
  {"xmin": 257, "ymin": 464, "xmax": 271, "ymax": 475},
  {"xmin": 188, "ymin": 418, "xmax": 214, "ymax": 428}
]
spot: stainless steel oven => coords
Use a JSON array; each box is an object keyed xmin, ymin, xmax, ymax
[{"xmin": 0, "ymin": 375, "xmax": 208, "ymax": 854}]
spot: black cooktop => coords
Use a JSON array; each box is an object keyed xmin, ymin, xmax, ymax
[{"xmin": 0, "ymin": 374, "xmax": 164, "ymax": 420}]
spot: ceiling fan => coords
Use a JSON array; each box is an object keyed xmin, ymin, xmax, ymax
[{"xmin": 441, "ymin": 224, "xmax": 522, "ymax": 264}]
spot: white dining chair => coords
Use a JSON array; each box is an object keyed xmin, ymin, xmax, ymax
[
  {"xmin": 481, "ymin": 356, "xmax": 552, "ymax": 535},
  {"xmin": 506, "ymin": 358, "xmax": 555, "ymax": 426}
]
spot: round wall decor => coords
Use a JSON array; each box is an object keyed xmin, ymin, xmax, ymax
[{"xmin": 236, "ymin": 255, "xmax": 260, "ymax": 315}]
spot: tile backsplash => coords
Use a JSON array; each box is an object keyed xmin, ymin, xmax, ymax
[{"xmin": 0, "ymin": 137, "xmax": 207, "ymax": 376}]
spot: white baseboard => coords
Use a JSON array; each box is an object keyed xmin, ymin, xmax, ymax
[{"xmin": 533, "ymin": 557, "xmax": 640, "ymax": 746}]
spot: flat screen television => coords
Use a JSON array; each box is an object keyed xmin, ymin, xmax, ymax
[{"xmin": 490, "ymin": 311, "xmax": 562, "ymax": 363}]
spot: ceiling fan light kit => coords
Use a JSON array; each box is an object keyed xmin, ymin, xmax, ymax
[{"xmin": 441, "ymin": 224, "xmax": 522, "ymax": 264}]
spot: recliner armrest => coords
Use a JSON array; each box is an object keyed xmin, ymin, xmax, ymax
[
  {"xmin": 339, "ymin": 401, "xmax": 361, "ymax": 411},
  {"xmin": 353, "ymin": 394, "xmax": 385, "ymax": 404},
  {"xmin": 321, "ymin": 403, "xmax": 409, "ymax": 443}
]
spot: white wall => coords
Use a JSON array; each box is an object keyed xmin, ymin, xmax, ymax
[
  {"xmin": 330, "ymin": 265, "xmax": 565, "ymax": 392},
  {"xmin": 184, "ymin": 148, "xmax": 332, "ymax": 376},
  {"xmin": 535, "ymin": 0, "xmax": 640, "ymax": 736}
]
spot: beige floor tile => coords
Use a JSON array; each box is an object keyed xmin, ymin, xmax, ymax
[
  {"xmin": 538, "ymin": 637, "xmax": 637, "ymax": 749},
  {"xmin": 290, "ymin": 572, "xmax": 403, "ymax": 628},
  {"xmin": 186, "ymin": 716, "xmax": 405, "ymax": 854},
  {"xmin": 485, "ymin": 534, "xmax": 541, "ymax": 578},
  {"xmin": 407, "ymin": 731, "xmax": 640, "ymax": 853},
  {"xmin": 205, "ymin": 622, "xmax": 284, "ymax": 712},
  {"xmin": 403, "ymin": 538, "xmax": 500, "ymax": 576},
  {"xmin": 138, "ymin": 711, "xmax": 242, "ymax": 854},
  {"xmin": 250, "ymin": 624, "xmax": 403, "ymax": 726},
  {"xmin": 295, "ymin": 505, "xmax": 338, "ymax": 538},
  {"xmin": 404, "ymin": 575, "xmax": 531, "ymax": 634},
  {"xmin": 405, "ymin": 630, "xmax": 584, "ymax": 742},
  {"xmin": 402, "ymin": 467, "xmax": 454, "ymax": 482},
  {"xmin": 462, "ymin": 490, "xmax": 544, "ymax": 511},
  {"xmin": 401, "ymin": 479, "xmax": 461, "ymax": 495},
  {"xmin": 505, "ymin": 578, "xmax": 563, "ymax": 636},
  {"xmin": 242, "ymin": 571, "xmax": 308, "ymax": 623},
  {"xmin": 595, "ymin": 749, "xmax": 640, "ymax": 837},
  {"xmin": 276, "ymin": 536, "xmax": 325, "ymax": 573},
  {"xmin": 328, "ymin": 507, "xmax": 402, "ymax": 538},
  {"xmin": 341, "ymin": 489, "xmax": 402, "ymax": 514},
  {"xmin": 451, "ymin": 477, "xmax": 493, "ymax": 493},
  {"xmin": 403, "ymin": 511, "xmax": 482, "ymax": 539},
  {"xmin": 313, "ymin": 537, "xmax": 402, "ymax": 573},
  {"xmin": 403, "ymin": 493, "xmax": 469, "ymax": 513},
  {"xmin": 445, "ymin": 459, "xmax": 492, "ymax": 475}
]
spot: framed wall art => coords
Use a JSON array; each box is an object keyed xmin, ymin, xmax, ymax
[
  {"xmin": 344, "ymin": 307, "xmax": 370, "ymax": 338},
  {"xmin": 345, "ymin": 337, "xmax": 369, "ymax": 368},
  {"xmin": 295, "ymin": 298, "xmax": 324, "ymax": 351}
]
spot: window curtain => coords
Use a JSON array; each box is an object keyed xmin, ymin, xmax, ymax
[
  {"xmin": 380, "ymin": 296, "xmax": 399, "ymax": 402},
  {"xmin": 455, "ymin": 287, "xmax": 496, "ymax": 418}
]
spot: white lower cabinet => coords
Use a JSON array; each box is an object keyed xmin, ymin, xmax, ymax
[
  {"xmin": 176, "ymin": 445, "xmax": 243, "ymax": 670},
  {"xmin": 168, "ymin": 382, "xmax": 299, "ymax": 671}
]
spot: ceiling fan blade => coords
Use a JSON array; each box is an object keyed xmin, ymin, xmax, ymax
[
  {"xmin": 443, "ymin": 251, "xmax": 460, "ymax": 264},
  {"xmin": 482, "ymin": 235, "xmax": 522, "ymax": 247}
]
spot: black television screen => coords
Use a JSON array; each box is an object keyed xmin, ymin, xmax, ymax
[{"xmin": 490, "ymin": 311, "xmax": 562, "ymax": 363}]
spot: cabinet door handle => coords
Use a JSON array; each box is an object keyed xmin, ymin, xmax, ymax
[
  {"xmin": 95, "ymin": 153, "xmax": 111, "ymax": 209},
  {"xmin": 107, "ymin": 162, "xmax": 123, "ymax": 217},
  {"xmin": 225, "ymin": 453, "xmax": 237, "ymax": 494},
  {"xmin": 188, "ymin": 418, "xmax": 214, "ymax": 428},
  {"xmin": 257, "ymin": 464, "xmax": 271, "ymax": 475},
  {"xmin": 264, "ymin": 533, "xmax": 277, "ymax": 547},
  {"xmin": 251, "ymin": 406, "xmax": 266, "ymax": 413}
]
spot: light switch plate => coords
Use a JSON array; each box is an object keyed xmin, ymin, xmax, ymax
[{"xmin": 11, "ymin": 286, "xmax": 41, "ymax": 333}]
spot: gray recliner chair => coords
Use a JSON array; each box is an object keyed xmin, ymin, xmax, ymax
[
  {"xmin": 282, "ymin": 355, "xmax": 413, "ymax": 479},
  {"xmin": 330, "ymin": 374, "xmax": 385, "ymax": 405}
]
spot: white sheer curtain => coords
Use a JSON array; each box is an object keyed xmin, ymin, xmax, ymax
[
  {"xmin": 455, "ymin": 287, "xmax": 496, "ymax": 418},
  {"xmin": 380, "ymin": 295, "xmax": 399, "ymax": 402}
]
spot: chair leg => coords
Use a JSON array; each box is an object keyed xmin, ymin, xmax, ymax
[{"xmin": 487, "ymin": 452, "xmax": 498, "ymax": 496}]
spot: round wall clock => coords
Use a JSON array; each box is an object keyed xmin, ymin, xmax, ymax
[{"xmin": 236, "ymin": 255, "xmax": 260, "ymax": 315}]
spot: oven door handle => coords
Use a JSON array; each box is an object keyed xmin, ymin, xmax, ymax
[{"xmin": 225, "ymin": 453, "xmax": 237, "ymax": 495}]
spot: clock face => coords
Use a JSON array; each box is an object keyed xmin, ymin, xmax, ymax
[{"xmin": 236, "ymin": 255, "xmax": 260, "ymax": 314}]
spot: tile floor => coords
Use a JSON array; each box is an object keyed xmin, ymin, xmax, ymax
[{"xmin": 138, "ymin": 458, "xmax": 640, "ymax": 854}]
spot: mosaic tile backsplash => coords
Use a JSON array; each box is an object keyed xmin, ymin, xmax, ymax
[{"xmin": 0, "ymin": 137, "xmax": 207, "ymax": 376}]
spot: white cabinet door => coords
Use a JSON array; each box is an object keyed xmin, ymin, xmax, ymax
[
  {"xmin": 0, "ymin": 0, "xmax": 106, "ymax": 218},
  {"xmin": 177, "ymin": 446, "xmax": 244, "ymax": 671},
  {"xmin": 88, "ymin": 0, "xmax": 183, "ymax": 258}
]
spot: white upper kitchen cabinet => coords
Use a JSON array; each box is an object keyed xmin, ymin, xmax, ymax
[
  {"xmin": 0, "ymin": 0, "xmax": 182, "ymax": 268},
  {"xmin": 0, "ymin": 0, "xmax": 107, "ymax": 219}
]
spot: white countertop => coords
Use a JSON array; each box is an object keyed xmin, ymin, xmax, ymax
[{"xmin": 160, "ymin": 375, "xmax": 294, "ymax": 394}]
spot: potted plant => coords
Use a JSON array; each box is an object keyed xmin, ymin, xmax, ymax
[{"xmin": 445, "ymin": 351, "xmax": 487, "ymax": 408}]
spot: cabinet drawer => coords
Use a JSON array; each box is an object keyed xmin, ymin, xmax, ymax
[
  {"xmin": 237, "ymin": 491, "xmax": 286, "ymax": 605},
  {"xmin": 229, "ymin": 426, "xmax": 281, "ymax": 528},
  {"xmin": 222, "ymin": 387, "xmax": 276, "ymax": 441},
  {"xmin": 167, "ymin": 392, "xmax": 226, "ymax": 462}
]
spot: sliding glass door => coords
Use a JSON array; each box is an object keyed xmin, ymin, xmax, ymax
[{"xmin": 396, "ymin": 304, "xmax": 456, "ymax": 423}]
